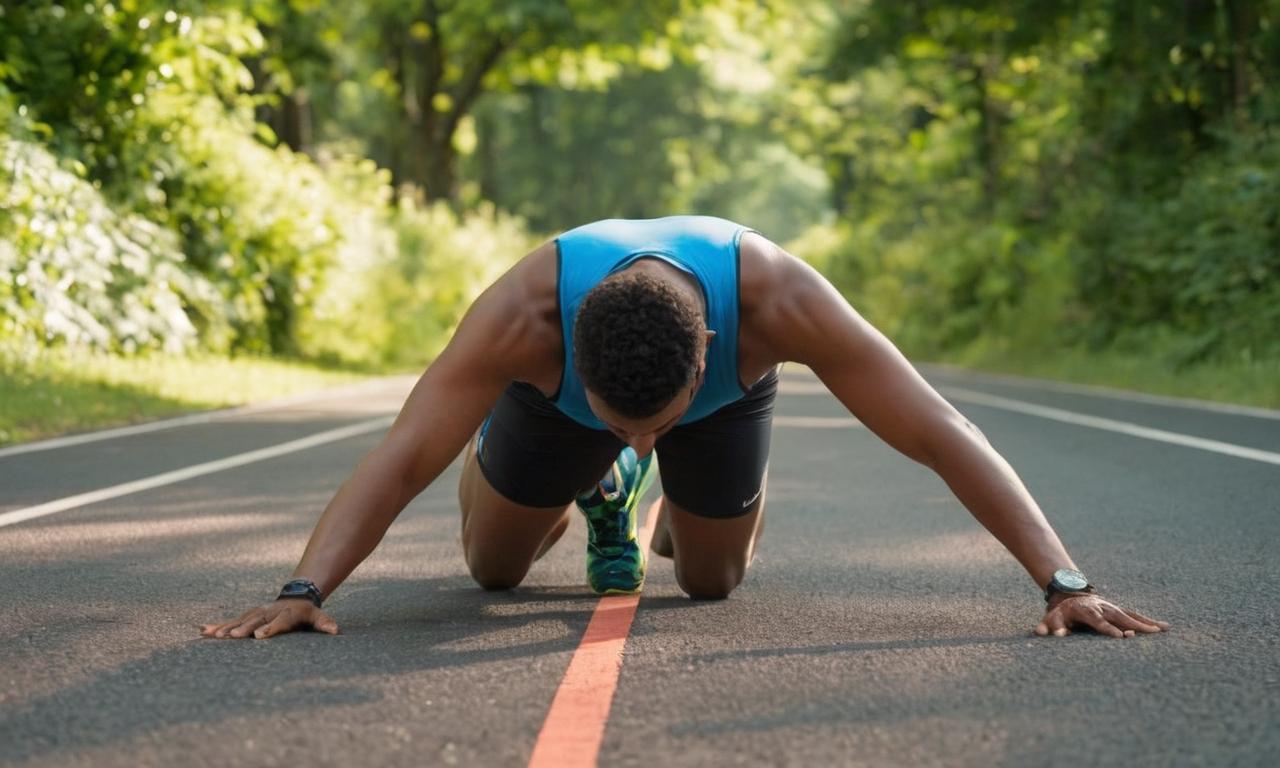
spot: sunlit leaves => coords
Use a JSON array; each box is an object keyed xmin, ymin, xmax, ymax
[{"xmin": 0, "ymin": 136, "xmax": 216, "ymax": 354}]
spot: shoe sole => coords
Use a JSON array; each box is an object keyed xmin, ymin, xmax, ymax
[{"xmin": 592, "ymin": 582, "xmax": 644, "ymax": 596}]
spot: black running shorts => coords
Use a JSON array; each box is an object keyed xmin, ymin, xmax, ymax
[{"xmin": 477, "ymin": 368, "xmax": 778, "ymax": 518}]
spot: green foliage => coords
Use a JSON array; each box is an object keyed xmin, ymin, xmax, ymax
[
  {"xmin": 3, "ymin": 0, "xmax": 1277, "ymax": 395},
  {"xmin": 1070, "ymin": 127, "xmax": 1280, "ymax": 363},
  {"xmin": 785, "ymin": 0, "xmax": 1280, "ymax": 369},
  {"xmin": 299, "ymin": 200, "xmax": 534, "ymax": 368},
  {"xmin": 1, "ymin": 100, "xmax": 221, "ymax": 354},
  {"xmin": 1, "ymin": 0, "xmax": 534, "ymax": 366},
  {"xmin": 469, "ymin": 3, "xmax": 829, "ymax": 240}
]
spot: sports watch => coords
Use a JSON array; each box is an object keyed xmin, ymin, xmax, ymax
[
  {"xmin": 1044, "ymin": 568, "xmax": 1096, "ymax": 603},
  {"xmin": 277, "ymin": 578, "xmax": 324, "ymax": 608}
]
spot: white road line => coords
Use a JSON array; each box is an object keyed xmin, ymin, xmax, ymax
[
  {"xmin": 0, "ymin": 416, "xmax": 394, "ymax": 530},
  {"xmin": 774, "ymin": 415, "xmax": 862, "ymax": 428},
  {"xmin": 922, "ymin": 363, "xmax": 1280, "ymax": 420},
  {"xmin": 941, "ymin": 386, "xmax": 1280, "ymax": 467},
  {"xmin": 0, "ymin": 375, "xmax": 413, "ymax": 459},
  {"xmin": 783, "ymin": 363, "xmax": 1280, "ymax": 420}
]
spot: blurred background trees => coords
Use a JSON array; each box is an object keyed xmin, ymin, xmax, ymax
[{"xmin": 2, "ymin": 0, "xmax": 1277, "ymax": 389}]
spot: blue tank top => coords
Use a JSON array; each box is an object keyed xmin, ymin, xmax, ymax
[{"xmin": 553, "ymin": 216, "xmax": 753, "ymax": 429}]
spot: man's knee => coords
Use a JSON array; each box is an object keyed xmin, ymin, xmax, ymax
[
  {"xmin": 465, "ymin": 548, "xmax": 527, "ymax": 591},
  {"xmin": 676, "ymin": 563, "xmax": 745, "ymax": 600}
]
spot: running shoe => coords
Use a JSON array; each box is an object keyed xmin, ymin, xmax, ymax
[{"xmin": 575, "ymin": 447, "xmax": 656, "ymax": 595}]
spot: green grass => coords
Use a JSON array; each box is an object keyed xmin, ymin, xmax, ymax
[
  {"xmin": 0, "ymin": 347, "xmax": 389, "ymax": 447},
  {"xmin": 934, "ymin": 340, "xmax": 1280, "ymax": 410},
  {"xmin": 4, "ymin": 332, "xmax": 1275, "ymax": 451}
]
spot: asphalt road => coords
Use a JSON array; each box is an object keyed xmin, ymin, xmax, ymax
[{"xmin": 2, "ymin": 365, "xmax": 1278, "ymax": 767}]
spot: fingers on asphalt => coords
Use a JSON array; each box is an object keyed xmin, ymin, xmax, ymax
[
  {"xmin": 255, "ymin": 610, "xmax": 295, "ymax": 639},
  {"xmin": 1107, "ymin": 607, "xmax": 1164, "ymax": 634},
  {"xmin": 230, "ymin": 616, "xmax": 270, "ymax": 638},
  {"xmin": 1091, "ymin": 618, "xmax": 1126, "ymax": 638},
  {"xmin": 1035, "ymin": 611, "xmax": 1070, "ymax": 638},
  {"xmin": 1122, "ymin": 607, "xmax": 1171, "ymax": 631},
  {"xmin": 315, "ymin": 612, "xmax": 340, "ymax": 635}
]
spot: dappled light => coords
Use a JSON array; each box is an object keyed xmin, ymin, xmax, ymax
[
  {"xmin": 2, "ymin": 3, "xmax": 1277, "ymax": 767},
  {"xmin": 2, "ymin": 1, "xmax": 1276, "ymax": 406}
]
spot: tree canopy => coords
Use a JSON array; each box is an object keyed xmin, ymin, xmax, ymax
[{"xmin": 2, "ymin": 0, "xmax": 1277, "ymax": 374}]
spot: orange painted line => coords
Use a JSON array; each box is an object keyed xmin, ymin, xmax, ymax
[{"xmin": 527, "ymin": 498, "xmax": 662, "ymax": 768}]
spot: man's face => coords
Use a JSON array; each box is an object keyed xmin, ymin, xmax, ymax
[{"xmin": 584, "ymin": 368, "xmax": 703, "ymax": 459}]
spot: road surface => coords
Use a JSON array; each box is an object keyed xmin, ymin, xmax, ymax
[{"xmin": 2, "ymin": 365, "xmax": 1277, "ymax": 766}]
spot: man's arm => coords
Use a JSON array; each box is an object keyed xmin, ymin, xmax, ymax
[
  {"xmin": 201, "ymin": 250, "xmax": 558, "ymax": 639},
  {"xmin": 757, "ymin": 243, "xmax": 1167, "ymax": 638}
]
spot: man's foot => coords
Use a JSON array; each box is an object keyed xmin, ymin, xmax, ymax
[{"xmin": 576, "ymin": 447, "xmax": 656, "ymax": 595}]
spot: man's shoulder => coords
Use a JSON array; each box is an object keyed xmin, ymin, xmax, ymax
[
  {"xmin": 737, "ymin": 231, "xmax": 804, "ymax": 311},
  {"xmin": 447, "ymin": 241, "xmax": 563, "ymax": 386},
  {"xmin": 505, "ymin": 240, "xmax": 561, "ymax": 312}
]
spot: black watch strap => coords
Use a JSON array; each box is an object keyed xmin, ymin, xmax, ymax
[{"xmin": 277, "ymin": 578, "xmax": 324, "ymax": 608}]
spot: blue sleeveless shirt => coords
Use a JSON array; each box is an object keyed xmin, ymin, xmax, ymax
[{"xmin": 552, "ymin": 215, "xmax": 753, "ymax": 429}]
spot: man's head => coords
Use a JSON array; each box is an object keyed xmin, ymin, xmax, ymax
[{"xmin": 573, "ymin": 270, "xmax": 709, "ymax": 444}]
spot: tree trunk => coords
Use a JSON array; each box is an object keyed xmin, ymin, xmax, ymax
[
  {"xmin": 973, "ymin": 56, "xmax": 1001, "ymax": 217},
  {"xmin": 275, "ymin": 92, "xmax": 312, "ymax": 154},
  {"xmin": 1226, "ymin": 0, "xmax": 1258, "ymax": 127},
  {"xmin": 414, "ymin": 127, "xmax": 458, "ymax": 202},
  {"xmin": 1182, "ymin": 0, "xmax": 1215, "ymax": 147}
]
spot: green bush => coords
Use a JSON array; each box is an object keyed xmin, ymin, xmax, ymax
[
  {"xmin": 800, "ymin": 121, "xmax": 1279, "ymax": 371},
  {"xmin": 300, "ymin": 200, "xmax": 536, "ymax": 369},
  {"xmin": 1, "ymin": 96, "xmax": 222, "ymax": 354},
  {"xmin": 2, "ymin": 2, "xmax": 536, "ymax": 367},
  {"xmin": 1071, "ymin": 128, "xmax": 1280, "ymax": 364}
]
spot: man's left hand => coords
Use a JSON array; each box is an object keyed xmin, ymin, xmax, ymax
[{"xmin": 1034, "ymin": 594, "xmax": 1170, "ymax": 638}]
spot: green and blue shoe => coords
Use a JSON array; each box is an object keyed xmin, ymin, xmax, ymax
[{"xmin": 575, "ymin": 447, "xmax": 657, "ymax": 595}]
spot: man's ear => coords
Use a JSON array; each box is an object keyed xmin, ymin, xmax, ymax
[{"xmin": 703, "ymin": 329, "xmax": 716, "ymax": 357}]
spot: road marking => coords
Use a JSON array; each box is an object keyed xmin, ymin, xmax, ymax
[
  {"xmin": 783, "ymin": 364, "xmax": 1280, "ymax": 421},
  {"xmin": 923, "ymin": 363, "xmax": 1280, "ymax": 420},
  {"xmin": 528, "ymin": 497, "xmax": 660, "ymax": 768},
  {"xmin": 941, "ymin": 387, "xmax": 1280, "ymax": 467},
  {"xmin": 0, "ymin": 376, "xmax": 412, "ymax": 459},
  {"xmin": 0, "ymin": 417, "xmax": 394, "ymax": 529},
  {"xmin": 774, "ymin": 415, "xmax": 862, "ymax": 428}
]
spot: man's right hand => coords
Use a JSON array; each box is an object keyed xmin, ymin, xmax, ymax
[{"xmin": 199, "ymin": 600, "xmax": 340, "ymax": 640}]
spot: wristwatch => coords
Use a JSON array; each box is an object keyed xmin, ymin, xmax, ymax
[
  {"xmin": 277, "ymin": 578, "xmax": 324, "ymax": 608},
  {"xmin": 1044, "ymin": 568, "xmax": 1096, "ymax": 603}
]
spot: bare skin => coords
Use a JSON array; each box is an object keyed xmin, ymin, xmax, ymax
[{"xmin": 200, "ymin": 231, "xmax": 1168, "ymax": 640}]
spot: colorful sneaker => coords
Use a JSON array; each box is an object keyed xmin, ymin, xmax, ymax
[{"xmin": 576, "ymin": 447, "xmax": 657, "ymax": 595}]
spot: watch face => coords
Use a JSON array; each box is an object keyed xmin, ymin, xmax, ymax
[{"xmin": 1055, "ymin": 569, "xmax": 1089, "ymax": 591}]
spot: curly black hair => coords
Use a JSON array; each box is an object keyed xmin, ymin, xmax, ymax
[{"xmin": 573, "ymin": 271, "xmax": 704, "ymax": 419}]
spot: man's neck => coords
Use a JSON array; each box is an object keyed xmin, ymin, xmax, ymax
[{"xmin": 620, "ymin": 257, "xmax": 708, "ymax": 324}]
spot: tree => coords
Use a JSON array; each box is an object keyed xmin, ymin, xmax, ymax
[{"xmin": 344, "ymin": 0, "xmax": 715, "ymax": 202}]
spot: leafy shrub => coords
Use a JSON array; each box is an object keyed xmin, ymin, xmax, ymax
[
  {"xmin": 300, "ymin": 200, "xmax": 535, "ymax": 369},
  {"xmin": 1071, "ymin": 127, "xmax": 1280, "ymax": 364},
  {"xmin": 2, "ymin": 2, "xmax": 538, "ymax": 369},
  {"xmin": 1, "ymin": 120, "xmax": 222, "ymax": 354}
]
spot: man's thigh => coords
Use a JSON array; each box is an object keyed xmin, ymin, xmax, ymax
[
  {"xmin": 459, "ymin": 382, "xmax": 623, "ymax": 586},
  {"xmin": 655, "ymin": 367, "xmax": 777, "ymax": 518},
  {"xmin": 476, "ymin": 381, "xmax": 623, "ymax": 508}
]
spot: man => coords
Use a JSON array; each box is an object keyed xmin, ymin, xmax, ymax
[{"xmin": 201, "ymin": 216, "xmax": 1168, "ymax": 641}]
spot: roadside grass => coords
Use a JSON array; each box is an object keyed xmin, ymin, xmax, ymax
[
  {"xmin": 935, "ymin": 341, "xmax": 1280, "ymax": 410},
  {"xmin": 0, "ymin": 348, "xmax": 400, "ymax": 447},
  {"xmin": 3, "ymin": 336, "xmax": 1276, "ymax": 451}
]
